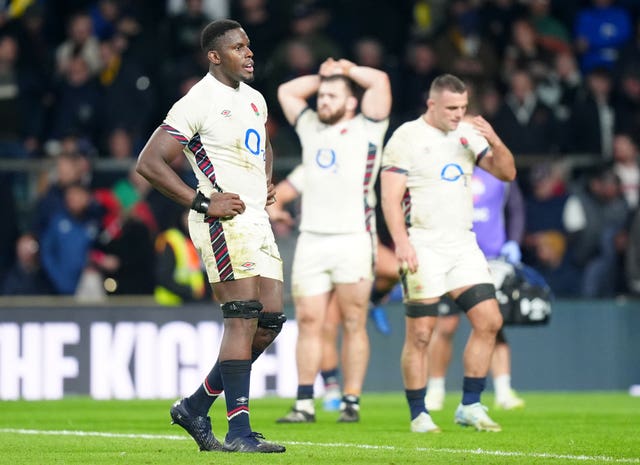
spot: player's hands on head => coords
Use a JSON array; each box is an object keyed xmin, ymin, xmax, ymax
[
  {"xmin": 319, "ymin": 57, "xmax": 346, "ymax": 77},
  {"xmin": 209, "ymin": 191, "xmax": 245, "ymax": 218}
]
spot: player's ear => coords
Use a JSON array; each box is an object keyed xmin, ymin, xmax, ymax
[
  {"xmin": 346, "ymin": 95, "xmax": 358, "ymax": 112},
  {"xmin": 208, "ymin": 50, "xmax": 221, "ymax": 65}
]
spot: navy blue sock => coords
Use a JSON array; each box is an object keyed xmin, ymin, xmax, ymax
[
  {"xmin": 220, "ymin": 360, "xmax": 252, "ymax": 440},
  {"xmin": 321, "ymin": 368, "xmax": 340, "ymax": 389},
  {"xmin": 405, "ymin": 387, "xmax": 427, "ymax": 420},
  {"xmin": 186, "ymin": 361, "xmax": 224, "ymax": 416},
  {"xmin": 187, "ymin": 349, "xmax": 265, "ymax": 416},
  {"xmin": 297, "ymin": 384, "xmax": 314, "ymax": 400},
  {"xmin": 462, "ymin": 376, "xmax": 486, "ymax": 405}
]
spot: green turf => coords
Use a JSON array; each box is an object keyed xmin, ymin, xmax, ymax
[{"xmin": 1, "ymin": 392, "xmax": 638, "ymax": 464}]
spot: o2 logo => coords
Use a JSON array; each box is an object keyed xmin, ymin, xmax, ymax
[
  {"xmin": 315, "ymin": 148, "xmax": 337, "ymax": 169},
  {"xmin": 244, "ymin": 128, "xmax": 265, "ymax": 160},
  {"xmin": 440, "ymin": 163, "xmax": 466, "ymax": 185}
]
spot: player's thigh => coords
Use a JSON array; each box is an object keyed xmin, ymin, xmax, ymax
[
  {"xmin": 291, "ymin": 232, "xmax": 333, "ymax": 298},
  {"xmin": 446, "ymin": 241, "xmax": 494, "ymax": 291},
  {"xmin": 402, "ymin": 243, "xmax": 449, "ymax": 300},
  {"xmin": 259, "ymin": 276, "xmax": 283, "ymax": 313},
  {"xmin": 190, "ymin": 216, "xmax": 282, "ymax": 283},
  {"xmin": 332, "ymin": 231, "xmax": 376, "ymax": 285}
]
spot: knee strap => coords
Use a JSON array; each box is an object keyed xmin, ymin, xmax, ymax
[
  {"xmin": 455, "ymin": 283, "xmax": 496, "ymax": 313},
  {"xmin": 258, "ymin": 312, "xmax": 287, "ymax": 333},
  {"xmin": 221, "ymin": 300, "xmax": 262, "ymax": 319},
  {"xmin": 405, "ymin": 302, "xmax": 440, "ymax": 318}
]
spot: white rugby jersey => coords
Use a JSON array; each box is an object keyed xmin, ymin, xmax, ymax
[
  {"xmin": 163, "ymin": 73, "xmax": 269, "ymax": 224},
  {"xmin": 382, "ymin": 117, "xmax": 489, "ymax": 233},
  {"xmin": 294, "ymin": 108, "xmax": 389, "ymax": 234}
]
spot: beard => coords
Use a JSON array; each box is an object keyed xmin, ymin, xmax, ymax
[{"xmin": 318, "ymin": 105, "xmax": 346, "ymax": 125}]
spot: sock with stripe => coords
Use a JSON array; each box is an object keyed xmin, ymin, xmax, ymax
[
  {"xmin": 186, "ymin": 349, "xmax": 265, "ymax": 416},
  {"xmin": 220, "ymin": 359, "xmax": 252, "ymax": 440},
  {"xmin": 321, "ymin": 368, "xmax": 340, "ymax": 391}
]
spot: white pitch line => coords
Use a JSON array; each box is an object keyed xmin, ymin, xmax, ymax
[{"xmin": 1, "ymin": 429, "xmax": 638, "ymax": 463}]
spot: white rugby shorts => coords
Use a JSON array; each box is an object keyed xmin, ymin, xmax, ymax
[{"xmin": 291, "ymin": 231, "xmax": 375, "ymax": 297}]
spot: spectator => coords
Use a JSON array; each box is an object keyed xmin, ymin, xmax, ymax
[
  {"xmin": 230, "ymin": 0, "xmax": 287, "ymax": 79},
  {"xmin": 94, "ymin": 173, "xmax": 157, "ymax": 295},
  {"xmin": 0, "ymin": 34, "xmax": 42, "ymax": 158},
  {"xmin": 97, "ymin": 36, "xmax": 154, "ymax": 146},
  {"xmin": 569, "ymin": 67, "xmax": 615, "ymax": 159},
  {"xmin": 522, "ymin": 161, "xmax": 579, "ymax": 296},
  {"xmin": 479, "ymin": 0, "xmax": 527, "ymax": 59},
  {"xmin": 491, "ymin": 68, "xmax": 559, "ymax": 155},
  {"xmin": 31, "ymin": 150, "xmax": 93, "ymax": 237},
  {"xmin": 563, "ymin": 164, "xmax": 630, "ymax": 297},
  {"xmin": 398, "ymin": 40, "xmax": 442, "ymax": 120},
  {"xmin": 530, "ymin": 230, "xmax": 580, "ymax": 297},
  {"xmin": 267, "ymin": 3, "xmax": 344, "ymax": 87},
  {"xmin": 2, "ymin": 233, "xmax": 53, "ymax": 295},
  {"xmin": 613, "ymin": 66, "xmax": 640, "ymax": 136},
  {"xmin": 49, "ymin": 55, "xmax": 102, "ymax": 143},
  {"xmin": 160, "ymin": 0, "xmax": 211, "ymax": 67},
  {"xmin": 40, "ymin": 182, "xmax": 102, "ymax": 295},
  {"xmin": 527, "ymin": 0, "xmax": 572, "ymax": 54},
  {"xmin": 154, "ymin": 211, "xmax": 207, "ymax": 304},
  {"xmin": 55, "ymin": 12, "xmax": 102, "ymax": 77},
  {"xmin": 166, "ymin": 0, "xmax": 229, "ymax": 20},
  {"xmin": 574, "ymin": 0, "xmax": 633, "ymax": 73},
  {"xmin": 89, "ymin": 0, "xmax": 122, "ymax": 41},
  {"xmin": 433, "ymin": 0, "xmax": 500, "ymax": 83},
  {"xmin": 537, "ymin": 50, "xmax": 582, "ymax": 125},
  {"xmin": 612, "ymin": 133, "xmax": 640, "ymax": 210},
  {"xmin": 502, "ymin": 18, "xmax": 555, "ymax": 85}
]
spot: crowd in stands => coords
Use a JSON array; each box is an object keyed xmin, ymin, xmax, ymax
[{"xmin": 1, "ymin": 0, "xmax": 639, "ymax": 300}]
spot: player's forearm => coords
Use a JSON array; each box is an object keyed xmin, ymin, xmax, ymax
[{"xmin": 278, "ymin": 74, "xmax": 321, "ymax": 101}]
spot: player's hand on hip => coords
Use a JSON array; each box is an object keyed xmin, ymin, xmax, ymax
[
  {"xmin": 209, "ymin": 192, "xmax": 245, "ymax": 218},
  {"xmin": 266, "ymin": 182, "xmax": 276, "ymax": 206}
]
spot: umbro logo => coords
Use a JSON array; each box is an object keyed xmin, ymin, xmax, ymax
[
  {"xmin": 240, "ymin": 262, "xmax": 256, "ymax": 270},
  {"xmin": 221, "ymin": 110, "xmax": 231, "ymax": 117},
  {"xmin": 236, "ymin": 396, "xmax": 249, "ymax": 405}
]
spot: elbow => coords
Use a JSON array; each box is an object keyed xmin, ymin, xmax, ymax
[
  {"xmin": 135, "ymin": 153, "xmax": 152, "ymax": 182},
  {"xmin": 505, "ymin": 165, "xmax": 517, "ymax": 182}
]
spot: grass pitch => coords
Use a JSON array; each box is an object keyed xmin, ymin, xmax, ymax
[{"xmin": 1, "ymin": 392, "xmax": 638, "ymax": 464}]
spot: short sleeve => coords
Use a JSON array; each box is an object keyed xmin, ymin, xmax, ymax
[
  {"xmin": 163, "ymin": 87, "xmax": 209, "ymax": 140},
  {"xmin": 460, "ymin": 122, "xmax": 489, "ymax": 162},
  {"xmin": 382, "ymin": 125, "xmax": 410, "ymax": 174}
]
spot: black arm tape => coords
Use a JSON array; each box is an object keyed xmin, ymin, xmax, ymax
[
  {"xmin": 191, "ymin": 191, "xmax": 210, "ymax": 214},
  {"xmin": 221, "ymin": 299, "xmax": 263, "ymax": 319},
  {"xmin": 455, "ymin": 283, "xmax": 496, "ymax": 313},
  {"xmin": 257, "ymin": 312, "xmax": 287, "ymax": 333},
  {"xmin": 405, "ymin": 302, "xmax": 440, "ymax": 318}
]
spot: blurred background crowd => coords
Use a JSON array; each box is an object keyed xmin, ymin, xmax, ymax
[{"xmin": 1, "ymin": 0, "xmax": 639, "ymax": 301}]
